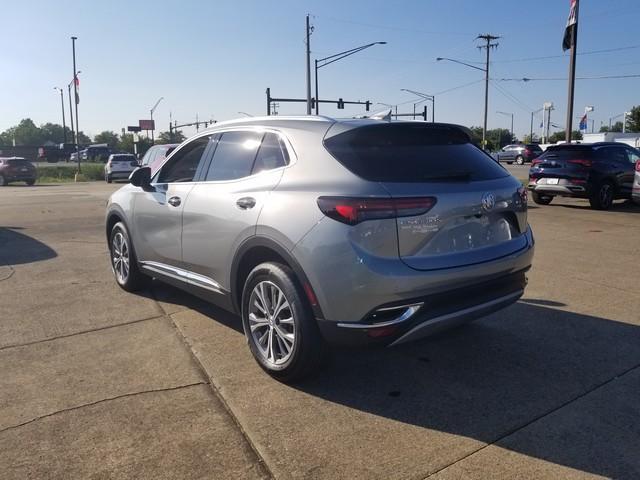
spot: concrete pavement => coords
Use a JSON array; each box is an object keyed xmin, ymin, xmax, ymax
[{"xmin": 1, "ymin": 181, "xmax": 640, "ymax": 479}]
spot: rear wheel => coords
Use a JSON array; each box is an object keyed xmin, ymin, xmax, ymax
[
  {"xmin": 26, "ymin": 179, "xmax": 35, "ymax": 186},
  {"xmin": 515, "ymin": 155, "xmax": 525, "ymax": 165},
  {"xmin": 105, "ymin": 174, "xmax": 112, "ymax": 183},
  {"xmin": 242, "ymin": 262, "xmax": 326, "ymax": 383},
  {"xmin": 109, "ymin": 221, "xmax": 149, "ymax": 291},
  {"xmin": 589, "ymin": 181, "xmax": 614, "ymax": 210},
  {"xmin": 532, "ymin": 191, "xmax": 553, "ymax": 205},
  {"xmin": 0, "ymin": 175, "xmax": 6, "ymax": 186}
]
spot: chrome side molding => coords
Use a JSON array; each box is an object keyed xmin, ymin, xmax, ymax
[{"xmin": 140, "ymin": 261, "xmax": 225, "ymax": 295}]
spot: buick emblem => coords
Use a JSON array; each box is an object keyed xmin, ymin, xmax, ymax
[{"xmin": 481, "ymin": 192, "xmax": 496, "ymax": 212}]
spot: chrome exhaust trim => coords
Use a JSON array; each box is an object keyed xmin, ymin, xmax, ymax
[{"xmin": 336, "ymin": 303, "xmax": 424, "ymax": 329}]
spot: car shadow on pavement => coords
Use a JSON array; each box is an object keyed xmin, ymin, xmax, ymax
[
  {"xmin": 0, "ymin": 227, "xmax": 57, "ymax": 265},
  {"xmin": 295, "ymin": 302, "xmax": 640, "ymax": 479}
]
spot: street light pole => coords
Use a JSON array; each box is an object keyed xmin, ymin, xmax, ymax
[
  {"xmin": 71, "ymin": 36, "xmax": 80, "ymax": 174},
  {"xmin": 54, "ymin": 87, "xmax": 67, "ymax": 143},
  {"xmin": 437, "ymin": 35, "xmax": 499, "ymax": 150},
  {"xmin": 149, "ymin": 97, "xmax": 164, "ymax": 145},
  {"xmin": 530, "ymin": 108, "xmax": 543, "ymax": 142},
  {"xmin": 305, "ymin": 15, "xmax": 313, "ymax": 114},
  {"xmin": 400, "ymin": 89, "xmax": 435, "ymax": 122},
  {"xmin": 314, "ymin": 41, "xmax": 387, "ymax": 115},
  {"xmin": 497, "ymin": 111, "xmax": 514, "ymax": 142}
]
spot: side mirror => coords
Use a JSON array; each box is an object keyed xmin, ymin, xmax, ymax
[{"xmin": 129, "ymin": 166, "xmax": 152, "ymax": 189}]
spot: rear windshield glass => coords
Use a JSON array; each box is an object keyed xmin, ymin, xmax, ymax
[
  {"xmin": 526, "ymin": 144, "xmax": 542, "ymax": 151},
  {"xmin": 540, "ymin": 146, "xmax": 595, "ymax": 160},
  {"xmin": 6, "ymin": 159, "xmax": 29, "ymax": 165},
  {"xmin": 112, "ymin": 156, "xmax": 135, "ymax": 162},
  {"xmin": 324, "ymin": 124, "xmax": 508, "ymax": 182}
]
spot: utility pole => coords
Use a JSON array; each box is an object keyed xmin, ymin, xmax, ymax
[
  {"xmin": 564, "ymin": 0, "xmax": 580, "ymax": 143},
  {"xmin": 477, "ymin": 34, "xmax": 500, "ymax": 150},
  {"xmin": 305, "ymin": 15, "xmax": 313, "ymax": 115},
  {"xmin": 71, "ymin": 36, "xmax": 80, "ymax": 174}
]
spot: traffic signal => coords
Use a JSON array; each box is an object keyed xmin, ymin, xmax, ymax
[
  {"xmin": 337, "ymin": 98, "xmax": 344, "ymax": 109},
  {"xmin": 365, "ymin": 101, "xmax": 370, "ymax": 111},
  {"xmin": 311, "ymin": 98, "xmax": 316, "ymax": 109}
]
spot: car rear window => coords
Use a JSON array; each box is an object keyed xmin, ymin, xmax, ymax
[
  {"xmin": 540, "ymin": 146, "xmax": 595, "ymax": 160},
  {"xmin": 323, "ymin": 123, "xmax": 508, "ymax": 182},
  {"xmin": 112, "ymin": 156, "xmax": 136, "ymax": 162},
  {"xmin": 526, "ymin": 144, "xmax": 542, "ymax": 151}
]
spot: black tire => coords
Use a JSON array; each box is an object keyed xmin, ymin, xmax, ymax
[
  {"xmin": 532, "ymin": 191, "xmax": 553, "ymax": 205},
  {"xmin": 589, "ymin": 181, "xmax": 614, "ymax": 210},
  {"xmin": 0, "ymin": 175, "xmax": 6, "ymax": 187},
  {"xmin": 108, "ymin": 221, "xmax": 149, "ymax": 292},
  {"xmin": 515, "ymin": 155, "xmax": 525, "ymax": 165},
  {"xmin": 26, "ymin": 179, "xmax": 35, "ymax": 186},
  {"xmin": 241, "ymin": 262, "xmax": 327, "ymax": 383},
  {"xmin": 106, "ymin": 174, "xmax": 112, "ymax": 184}
]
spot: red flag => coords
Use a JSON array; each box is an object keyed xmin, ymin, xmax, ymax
[
  {"xmin": 74, "ymin": 75, "xmax": 80, "ymax": 104},
  {"xmin": 563, "ymin": 0, "xmax": 578, "ymax": 51}
]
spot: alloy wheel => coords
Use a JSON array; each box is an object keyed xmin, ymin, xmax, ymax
[
  {"xmin": 599, "ymin": 184, "xmax": 613, "ymax": 208},
  {"xmin": 248, "ymin": 281, "xmax": 296, "ymax": 367},
  {"xmin": 111, "ymin": 231, "xmax": 130, "ymax": 284}
]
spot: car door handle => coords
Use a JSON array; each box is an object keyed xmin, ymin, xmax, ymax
[
  {"xmin": 168, "ymin": 196, "xmax": 181, "ymax": 207},
  {"xmin": 236, "ymin": 197, "xmax": 256, "ymax": 210}
]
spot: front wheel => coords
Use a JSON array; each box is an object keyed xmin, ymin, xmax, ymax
[
  {"xmin": 26, "ymin": 179, "xmax": 35, "ymax": 186},
  {"xmin": 532, "ymin": 191, "xmax": 553, "ymax": 205},
  {"xmin": 0, "ymin": 175, "xmax": 6, "ymax": 186},
  {"xmin": 242, "ymin": 262, "xmax": 327, "ymax": 383},
  {"xmin": 515, "ymin": 155, "xmax": 525, "ymax": 165},
  {"xmin": 109, "ymin": 221, "xmax": 149, "ymax": 292}
]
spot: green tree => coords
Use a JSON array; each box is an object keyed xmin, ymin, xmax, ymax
[
  {"xmin": 548, "ymin": 130, "xmax": 583, "ymax": 143},
  {"xmin": 94, "ymin": 131, "xmax": 120, "ymax": 148},
  {"xmin": 118, "ymin": 133, "xmax": 153, "ymax": 157},
  {"xmin": 40, "ymin": 123, "xmax": 73, "ymax": 144},
  {"xmin": 600, "ymin": 121, "xmax": 623, "ymax": 133},
  {"xmin": 625, "ymin": 106, "xmax": 640, "ymax": 132},
  {"xmin": 156, "ymin": 130, "xmax": 186, "ymax": 144},
  {"xmin": 1, "ymin": 119, "xmax": 43, "ymax": 145}
]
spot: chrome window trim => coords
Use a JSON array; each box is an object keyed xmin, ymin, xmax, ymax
[
  {"xmin": 140, "ymin": 261, "xmax": 225, "ymax": 295},
  {"xmin": 151, "ymin": 126, "xmax": 297, "ymax": 187}
]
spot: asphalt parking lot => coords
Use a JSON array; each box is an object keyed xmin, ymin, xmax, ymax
[{"xmin": 1, "ymin": 181, "xmax": 640, "ymax": 479}]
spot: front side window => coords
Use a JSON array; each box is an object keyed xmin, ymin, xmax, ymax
[
  {"xmin": 157, "ymin": 135, "xmax": 210, "ymax": 183},
  {"xmin": 205, "ymin": 131, "xmax": 262, "ymax": 181}
]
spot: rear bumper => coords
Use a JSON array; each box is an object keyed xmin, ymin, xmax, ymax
[
  {"xmin": 317, "ymin": 269, "xmax": 527, "ymax": 347},
  {"xmin": 107, "ymin": 171, "xmax": 134, "ymax": 179},
  {"xmin": 527, "ymin": 183, "xmax": 587, "ymax": 196},
  {"xmin": 4, "ymin": 173, "xmax": 36, "ymax": 181}
]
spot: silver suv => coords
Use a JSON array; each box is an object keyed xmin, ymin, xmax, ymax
[{"xmin": 106, "ymin": 117, "xmax": 534, "ymax": 382}]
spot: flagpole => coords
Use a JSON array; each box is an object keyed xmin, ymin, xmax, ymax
[
  {"xmin": 71, "ymin": 36, "xmax": 81, "ymax": 175},
  {"xmin": 565, "ymin": 0, "xmax": 579, "ymax": 143}
]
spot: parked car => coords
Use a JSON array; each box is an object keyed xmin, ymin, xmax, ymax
[
  {"xmin": 0, "ymin": 157, "xmax": 36, "ymax": 186},
  {"xmin": 106, "ymin": 117, "xmax": 534, "ymax": 382},
  {"xmin": 633, "ymin": 157, "xmax": 640, "ymax": 205},
  {"xmin": 496, "ymin": 144, "xmax": 543, "ymax": 165},
  {"xmin": 104, "ymin": 154, "xmax": 139, "ymax": 183},
  {"xmin": 528, "ymin": 143, "xmax": 640, "ymax": 209},
  {"xmin": 81, "ymin": 145, "xmax": 111, "ymax": 162},
  {"xmin": 139, "ymin": 143, "xmax": 179, "ymax": 172}
]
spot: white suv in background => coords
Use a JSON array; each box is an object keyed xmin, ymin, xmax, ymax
[{"xmin": 104, "ymin": 154, "xmax": 139, "ymax": 183}]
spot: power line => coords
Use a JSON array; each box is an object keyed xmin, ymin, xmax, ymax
[
  {"xmin": 491, "ymin": 44, "xmax": 640, "ymax": 64},
  {"xmin": 497, "ymin": 73, "xmax": 640, "ymax": 81}
]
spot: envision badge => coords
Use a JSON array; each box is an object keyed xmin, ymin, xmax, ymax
[{"xmin": 481, "ymin": 192, "xmax": 496, "ymax": 212}]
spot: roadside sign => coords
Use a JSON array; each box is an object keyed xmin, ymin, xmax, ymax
[
  {"xmin": 127, "ymin": 125, "xmax": 141, "ymax": 132},
  {"xmin": 139, "ymin": 119, "xmax": 155, "ymax": 130}
]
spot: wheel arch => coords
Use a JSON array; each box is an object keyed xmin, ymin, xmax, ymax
[{"xmin": 231, "ymin": 236, "xmax": 324, "ymax": 319}]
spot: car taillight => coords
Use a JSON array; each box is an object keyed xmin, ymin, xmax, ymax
[
  {"xmin": 524, "ymin": 148, "xmax": 531, "ymax": 156},
  {"xmin": 636, "ymin": 160, "xmax": 640, "ymax": 172},
  {"xmin": 531, "ymin": 159, "xmax": 543, "ymax": 166},
  {"xmin": 567, "ymin": 158, "xmax": 592, "ymax": 167},
  {"xmin": 317, "ymin": 196, "xmax": 437, "ymax": 225},
  {"xmin": 517, "ymin": 186, "xmax": 528, "ymax": 205}
]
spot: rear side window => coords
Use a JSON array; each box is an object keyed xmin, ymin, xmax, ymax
[
  {"xmin": 526, "ymin": 144, "xmax": 542, "ymax": 152},
  {"xmin": 252, "ymin": 132, "xmax": 288, "ymax": 174},
  {"xmin": 205, "ymin": 131, "xmax": 262, "ymax": 181},
  {"xmin": 324, "ymin": 124, "xmax": 508, "ymax": 182}
]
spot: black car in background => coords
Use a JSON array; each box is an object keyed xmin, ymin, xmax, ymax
[
  {"xmin": 497, "ymin": 143, "xmax": 543, "ymax": 165},
  {"xmin": 528, "ymin": 143, "xmax": 640, "ymax": 210},
  {"xmin": 0, "ymin": 157, "xmax": 36, "ymax": 186}
]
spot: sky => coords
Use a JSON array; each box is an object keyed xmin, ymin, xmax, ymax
[{"xmin": 2, "ymin": 0, "xmax": 639, "ymax": 140}]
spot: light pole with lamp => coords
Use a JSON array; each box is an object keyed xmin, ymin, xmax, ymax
[
  {"xmin": 67, "ymin": 70, "xmax": 81, "ymax": 145},
  {"xmin": 437, "ymin": 56, "xmax": 490, "ymax": 148},
  {"xmin": 237, "ymin": 111, "xmax": 253, "ymax": 117},
  {"xmin": 53, "ymin": 87, "xmax": 67, "ymax": 143},
  {"xmin": 149, "ymin": 97, "xmax": 164, "ymax": 145},
  {"xmin": 496, "ymin": 111, "xmax": 514, "ymax": 143},
  {"xmin": 530, "ymin": 108, "xmax": 543, "ymax": 142},
  {"xmin": 315, "ymin": 41, "xmax": 386, "ymax": 115},
  {"xmin": 401, "ymin": 89, "xmax": 435, "ymax": 122}
]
